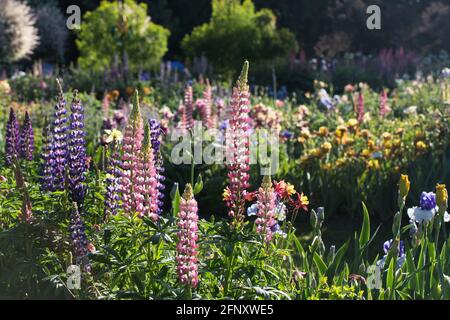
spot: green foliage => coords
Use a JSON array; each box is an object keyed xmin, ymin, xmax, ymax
[
  {"xmin": 182, "ymin": 0, "xmax": 297, "ymax": 77},
  {"xmin": 76, "ymin": 0, "xmax": 170, "ymax": 73}
]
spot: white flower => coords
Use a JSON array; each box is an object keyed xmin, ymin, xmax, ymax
[
  {"xmin": 403, "ymin": 106, "xmax": 417, "ymax": 116},
  {"xmin": 247, "ymin": 204, "xmax": 258, "ymax": 217},
  {"xmin": 407, "ymin": 206, "xmax": 450, "ymax": 224},
  {"xmin": 442, "ymin": 68, "xmax": 450, "ymax": 79},
  {"xmin": 274, "ymin": 203, "xmax": 286, "ymax": 221},
  {"xmin": 104, "ymin": 129, "xmax": 123, "ymax": 143}
]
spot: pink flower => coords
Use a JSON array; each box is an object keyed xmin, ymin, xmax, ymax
[
  {"xmin": 87, "ymin": 242, "xmax": 96, "ymax": 253},
  {"xmin": 225, "ymin": 61, "xmax": 251, "ymax": 226},
  {"xmin": 275, "ymin": 99, "xmax": 285, "ymax": 108},
  {"xmin": 40, "ymin": 81, "xmax": 48, "ymax": 90},
  {"xmin": 184, "ymin": 85, "xmax": 194, "ymax": 130},
  {"xmin": 121, "ymin": 91, "xmax": 144, "ymax": 215},
  {"xmin": 379, "ymin": 89, "xmax": 389, "ymax": 117},
  {"xmin": 255, "ymin": 176, "xmax": 277, "ymax": 242},
  {"xmin": 196, "ymin": 82, "xmax": 214, "ymax": 129},
  {"xmin": 357, "ymin": 91, "xmax": 365, "ymax": 122},
  {"xmin": 344, "ymin": 84, "xmax": 354, "ymax": 93},
  {"xmin": 176, "ymin": 184, "xmax": 199, "ymax": 288},
  {"xmin": 137, "ymin": 123, "xmax": 159, "ymax": 221}
]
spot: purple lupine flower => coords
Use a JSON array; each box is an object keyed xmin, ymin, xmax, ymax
[
  {"xmin": 149, "ymin": 118, "xmax": 165, "ymax": 214},
  {"xmin": 103, "ymin": 130, "xmax": 122, "ymax": 220},
  {"xmin": 40, "ymin": 118, "xmax": 54, "ymax": 191},
  {"xmin": 49, "ymin": 81, "xmax": 69, "ymax": 191},
  {"xmin": 5, "ymin": 108, "xmax": 19, "ymax": 166},
  {"xmin": 69, "ymin": 202, "xmax": 91, "ymax": 272},
  {"xmin": 139, "ymin": 123, "xmax": 159, "ymax": 221},
  {"xmin": 68, "ymin": 90, "xmax": 87, "ymax": 203},
  {"xmin": 420, "ymin": 192, "xmax": 436, "ymax": 210},
  {"xmin": 19, "ymin": 111, "xmax": 34, "ymax": 161}
]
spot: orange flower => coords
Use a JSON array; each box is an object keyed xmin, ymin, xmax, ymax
[
  {"xmin": 244, "ymin": 191, "xmax": 257, "ymax": 202},
  {"xmin": 222, "ymin": 187, "xmax": 231, "ymax": 202},
  {"xmin": 125, "ymin": 87, "xmax": 134, "ymax": 97},
  {"xmin": 110, "ymin": 89, "xmax": 120, "ymax": 100},
  {"xmin": 143, "ymin": 86, "xmax": 152, "ymax": 95}
]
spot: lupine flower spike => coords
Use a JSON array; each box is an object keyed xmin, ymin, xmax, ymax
[
  {"xmin": 176, "ymin": 184, "xmax": 199, "ymax": 288},
  {"xmin": 197, "ymin": 81, "xmax": 214, "ymax": 128},
  {"xmin": 121, "ymin": 90, "xmax": 144, "ymax": 215},
  {"xmin": 205, "ymin": 80, "xmax": 216, "ymax": 128},
  {"xmin": 40, "ymin": 117, "xmax": 54, "ymax": 191},
  {"xmin": 255, "ymin": 175, "xmax": 277, "ymax": 242},
  {"xmin": 184, "ymin": 84, "xmax": 194, "ymax": 130},
  {"xmin": 357, "ymin": 91, "xmax": 365, "ymax": 122},
  {"xmin": 69, "ymin": 202, "xmax": 91, "ymax": 272},
  {"xmin": 68, "ymin": 90, "xmax": 87, "ymax": 203},
  {"xmin": 49, "ymin": 79, "xmax": 69, "ymax": 191},
  {"xmin": 103, "ymin": 129, "xmax": 123, "ymax": 220},
  {"xmin": 5, "ymin": 107, "xmax": 19, "ymax": 166},
  {"xmin": 138, "ymin": 123, "xmax": 159, "ymax": 221},
  {"xmin": 225, "ymin": 61, "xmax": 251, "ymax": 226},
  {"xmin": 19, "ymin": 111, "xmax": 34, "ymax": 161},
  {"xmin": 149, "ymin": 118, "xmax": 165, "ymax": 214}
]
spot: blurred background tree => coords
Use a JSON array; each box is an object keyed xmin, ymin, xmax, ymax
[
  {"xmin": 75, "ymin": 0, "xmax": 170, "ymax": 73},
  {"xmin": 0, "ymin": 0, "xmax": 39, "ymax": 65},
  {"xmin": 32, "ymin": 3, "xmax": 68, "ymax": 64},
  {"xmin": 181, "ymin": 0, "xmax": 297, "ymax": 78},
  {"xmin": 3, "ymin": 0, "xmax": 450, "ymax": 89}
]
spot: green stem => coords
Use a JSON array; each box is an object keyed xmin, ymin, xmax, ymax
[{"xmin": 224, "ymin": 242, "xmax": 236, "ymax": 297}]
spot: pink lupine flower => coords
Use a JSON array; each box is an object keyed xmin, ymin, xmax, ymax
[
  {"xmin": 177, "ymin": 103, "xmax": 187, "ymax": 131},
  {"xmin": 216, "ymin": 98, "xmax": 226, "ymax": 122},
  {"xmin": 357, "ymin": 91, "xmax": 365, "ymax": 122},
  {"xmin": 379, "ymin": 89, "xmax": 389, "ymax": 117},
  {"xmin": 121, "ymin": 90, "xmax": 144, "ymax": 215},
  {"xmin": 102, "ymin": 91, "xmax": 110, "ymax": 116},
  {"xmin": 197, "ymin": 81, "xmax": 214, "ymax": 129},
  {"xmin": 138, "ymin": 123, "xmax": 159, "ymax": 221},
  {"xmin": 184, "ymin": 85, "xmax": 194, "ymax": 129},
  {"xmin": 275, "ymin": 99, "xmax": 285, "ymax": 108},
  {"xmin": 225, "ymin": 61, "xmax": 251, "ymax": 226},
  {"xmin": 255, "ymin": 175, "xmax": 277, "ymax": 242},
  {"xmin": 176, "ymin": 184, "xmax": 199, "ymax": 288},
  {"xmin": 344, "ymin": 84, "xmax": 354, "ymax": 93}
]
